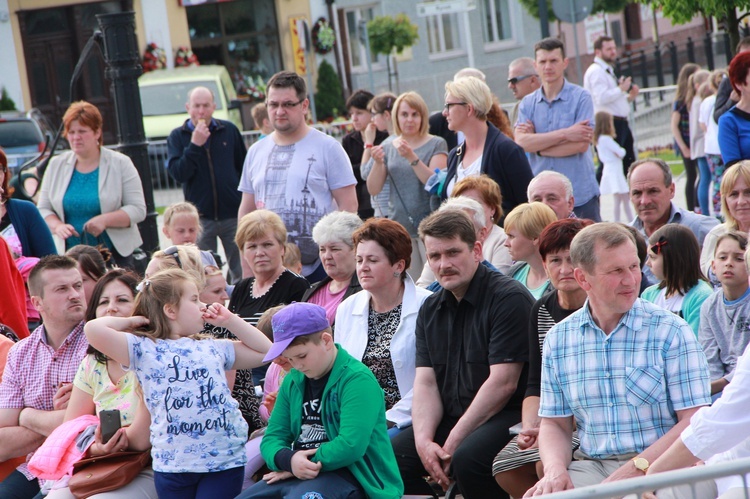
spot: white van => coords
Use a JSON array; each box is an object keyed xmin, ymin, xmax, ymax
[{"xmin": 138, "ymin": 65, "xmax": 243, "ymax": 140}]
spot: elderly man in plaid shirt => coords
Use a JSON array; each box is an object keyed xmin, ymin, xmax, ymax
[
  {"xmin": 524, "ymin": 223, "xmax": 714, "ymax": 498},
  {"xmin": 0, "ymin": 255, "xmax": 88, "ymax": 498}
]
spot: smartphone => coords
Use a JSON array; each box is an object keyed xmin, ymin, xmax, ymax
[{"xmin": 99, "ymin": 409, "xmax": 122, "ymax": 444}]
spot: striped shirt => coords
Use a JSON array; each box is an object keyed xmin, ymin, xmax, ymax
[
  {"xmin": 540, "ymin": 298, "xmax": 711, "ymax": 459},
  {"xmin": 0, "ymin": 322, "xmax": 88, "ymax": 479}
]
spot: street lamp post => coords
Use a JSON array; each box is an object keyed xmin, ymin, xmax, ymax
[{"xmin": 96, "ymin": 11, "xmax": 159, "ymax": 256}]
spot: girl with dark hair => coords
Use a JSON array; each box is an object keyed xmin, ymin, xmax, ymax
[
  {"xmin": 66, "ymin": 244, "xmax": 110, "ymax": 305},
  {"xmin": 642, "ymin": 224, "xmax": 713, "ymax": 335}
]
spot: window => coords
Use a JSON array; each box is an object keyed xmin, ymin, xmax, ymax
[
  {"xmin": 481, "ymin": 0, "xmax": 514, "ymax": 46},
  {"xmin": 426, "ymin": 13, "xmax": 463, "ymax": 57},
  {"xmin": 344, "ymin": 6, "xmax": 380, "ymax": 70}
]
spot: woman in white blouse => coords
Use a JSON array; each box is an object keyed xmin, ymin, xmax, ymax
[{"xmin": 335, "ymin": 218, "xmax": 431, "ymax": 434}]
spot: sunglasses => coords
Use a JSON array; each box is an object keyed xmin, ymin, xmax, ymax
[
  {"xmin": 650, "ymin": 237, "xmax": 668, "ymax": 256},
  {"xmin": 508, "ymin": 74, "xmax": 537, "ymax": 85},
  {"xmin": 163, "ymin": 245, "xmax": 183, "ymax": 269}
]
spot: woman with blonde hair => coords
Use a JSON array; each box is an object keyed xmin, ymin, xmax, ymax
[
  {"xmin": 504, "ymin": 202, "xmax": 558, "ymax": 299},
  {"xmin": 439, "ymin": 76, "xmax": 533, "ymax": 218},
  {"xmin": 362, "ymin": 91, "xmax": 448, "ymax": 278}
]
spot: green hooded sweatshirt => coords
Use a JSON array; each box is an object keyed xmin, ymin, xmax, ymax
[{"xmin": 261, "ymin": 344, "xmax": 404, "ymax": 499}]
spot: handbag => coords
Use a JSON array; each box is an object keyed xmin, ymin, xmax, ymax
[{"xmin": 68, "ymin": 450, "xmax": 151, "ymax": 499}]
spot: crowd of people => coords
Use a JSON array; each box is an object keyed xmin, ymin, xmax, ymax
[{"xmin": 2, "ymin": 32, "xmax": 750, "ymax": 499}]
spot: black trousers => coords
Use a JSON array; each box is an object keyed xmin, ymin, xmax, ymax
[{"xmin": 391, "ymin": 409, "xmax": 520, "ymax": 499}]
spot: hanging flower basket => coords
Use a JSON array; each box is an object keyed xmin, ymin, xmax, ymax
[
  {"xmin": 312, "ymin": 17, "xmax": 335, "ymax": 55},
  {"xmin": 175, "ymin": 46, "xmax": 199, "ymax": 67},
  {"xmin": 142, "ymin": 42, "xmax": 166, "ymax": 73}
]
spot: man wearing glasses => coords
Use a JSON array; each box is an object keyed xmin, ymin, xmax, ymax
[
  {"xmin": 507, "ymin": 58, "xmax": 540, "ymax": 127},
  {"xmin": 167, "ymin": 86, "xmax": 246, "ymax": 284},
  {"xmin": 238, "ymin": 71, "xmax": 357, "ymax": 282},
  {"xmin": 583, "ymin": 36, "xmax": 639, "ymax": 179},
  {"xmin": 627, "ymin": 158, "xmax": 717, "ymax": 286}
]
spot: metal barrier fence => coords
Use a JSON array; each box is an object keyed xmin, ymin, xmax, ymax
[
  {"xmin": 542, "ymin": 456, "xmax": 750, "ymax": 499},
  {"xmin": 147, "ymin": 121, "xmax": 354, "ymax": 192}
]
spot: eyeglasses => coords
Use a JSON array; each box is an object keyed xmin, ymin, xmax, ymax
[
  {"xmin": 508, "ymin": 74, "xmax": 537, "ymax": 85},
  {"xmin": 266, "ymin": 100, "xmax": 303, "ymax": 110},
  {"xmin": 163, "ymin": 245, "xmax": 183, "ymax": 269},
  {"xmin": 443, "ymin": 102, "xmax": 467, "ymax": 112},
  {"xmin": 650, "ymin": 237, "xmax": 668, "ymax": 256}
]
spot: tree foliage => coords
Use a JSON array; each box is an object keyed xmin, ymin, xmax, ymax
[
  {"xmin": 0, "ymin": 87, "xmax": 16, "ymax": 112},
  {"xmin": 635, "ymin": 0, "xmax": 749, "ymax": 51},
  {"xmin": 519, "ymin": 0, "xmax": 629, "ymax": 22},
  {"xmin": 315, "ymin": 59, "xmax": 345, "ymax": 122},
  {"xmin": 367, "ymin": 13, "xmax": 419, "ymax": 57}
]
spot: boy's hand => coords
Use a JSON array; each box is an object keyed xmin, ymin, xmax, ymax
[
  {"xmin": 263, "ymin": 470, "xmax": 293, "ymax": 484},
  {"xmin": 291, "ymin": 448, "xmax": 322, "ymax": 480}
]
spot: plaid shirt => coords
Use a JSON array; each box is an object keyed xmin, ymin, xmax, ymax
[
  {"xmin": 539, "ymin": 299, "xmax": 710, "ymax": 459},
  {"xmin": 0, "ymin": 321, "xmax": 88, "ymax": 479}
]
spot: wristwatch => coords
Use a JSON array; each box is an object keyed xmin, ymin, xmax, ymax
[
  {"xmin": 632, "ymin": 456, "xmax": 650, "ymax": 473},
  {"xmin": 410, "ymin": 158, "xmax": 420, "ymax": 167}
]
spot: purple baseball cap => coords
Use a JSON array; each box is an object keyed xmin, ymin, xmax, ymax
[{"xmin": 263, "ymin": 302, "xmax": 330, "ymax": 362}]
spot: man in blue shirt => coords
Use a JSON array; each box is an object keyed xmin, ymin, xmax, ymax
[
  {"xmin": 523, "ymin": 223, "xmax": 712, "ymax": 497},
  {"xmin": 515, "ymin": 38, "xmax": 601, "ymax": 222}
]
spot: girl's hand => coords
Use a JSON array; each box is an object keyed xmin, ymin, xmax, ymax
[
  {"xmin": 89, "ymin": 425, "xmax": 129, "ymax": 457},
  {"xmin": 363, "ymin": 122, "xmax": 377, "ymax": 145},
  {"xmin": 262, "ymin": 391, "xmax": 278, "ymax": 414},
  {"xmin": 202, "ymin": 303, "xmax": 234, "ymax": 326},
  {"xmin": 371, "ymin": 145, "xmax": 385, "ymax": 164},
  {"xmin": 517, "ymin": 427, "xmax": 539, "ymax": 450},
  {"xmin": 124, "ymin": 316, "xmax": 149, "ymax": 332},
  {"xmin": 53, "ymin": 383, "xmax": 73, "ymax": 411},
  {"xmin": 54, "ymin": 224, "xmax": 79, "ymax": 240}
]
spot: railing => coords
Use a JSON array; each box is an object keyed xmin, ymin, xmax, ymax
[{"xmin": 543, "ymin": 456, "xmax": 750, "ymax": 499}]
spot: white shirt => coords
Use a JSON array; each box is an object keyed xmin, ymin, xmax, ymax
[
  {"xmin": 583, "ymin": 57, "xmax": 630, "ymax": 118},
  {"xmin": 700, "ymin": 95, "xmax": 721, "ymax": 155},
  {"xmin": 681, "ymin": 341, "xmax": 750, "ymax": 493}
]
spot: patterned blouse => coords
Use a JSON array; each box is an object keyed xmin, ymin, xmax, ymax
[{"xmin": 362, "ymin": 304, "xmax": 402, "ymax": 410}]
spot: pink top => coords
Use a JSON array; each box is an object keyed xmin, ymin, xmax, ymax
[
  {"xmin": 258, "ymin": 362, "xmax": 289, "ymax": 422},
  {"xmin": 307, "ymin": 281, "xmax": 348, "ymax": 326}
]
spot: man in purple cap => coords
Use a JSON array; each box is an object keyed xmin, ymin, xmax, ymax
[{"xmin": 237, "ymin": 302, "xmax": 403, "ymax": 499}]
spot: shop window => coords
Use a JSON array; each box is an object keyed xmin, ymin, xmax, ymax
[
  {"xmin": 344, "ymin": 6, "xmax": 381, "ymax": 71},
  {"xmin": 481, "ymin": 0, "xmax": 513, "ymax": 46},
  {"xmin": 426, "ymin": 13, "xmax": 463, "ymax": 58}
]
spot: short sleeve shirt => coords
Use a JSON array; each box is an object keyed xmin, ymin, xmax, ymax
[
  {"xmin": 539, "ymin": 298, "xmax": 711, "ymax": 458},
  {"xmin": 126, "ymin": 334, "xmax": 248, "ymax": 473},
  {"xmin": 517, "ymin": 80, "xmax": 599, "ymax": 206},
  {"xmin": 238, "ymin": 128, "xmax": 356, "ymax": 275},
  {"xmin": 415, "ymin": 264, "xmax": 533, "ymax": 419},
  {"xmin": 74, "ymin": 354, "xmax": 139, "ymax": 424}
]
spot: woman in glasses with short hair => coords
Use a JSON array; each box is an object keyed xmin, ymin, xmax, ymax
[
  {"xmin": 641, "ymin": 223, "xmax": 712, "ymax": 336},
  {"xmin": 439, "ymin": 76, "xmax": 534, "ymax": 221}
]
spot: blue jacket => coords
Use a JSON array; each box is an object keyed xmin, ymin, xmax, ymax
[
  {"xmin": 6, "ymin": 199, "xmax": 56, "ymax": 257},
  {"xmin": 167, "ymin": 119, "xmax": 246, "ymax": 220},
  {"xmin": 440, "ymin": 122, "xmax": 532, "ymax": 218}
]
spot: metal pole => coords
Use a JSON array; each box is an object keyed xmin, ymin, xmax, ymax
[
  {"xmin": 569, "ymin": 0, "xmax": 583, "ymax": 84},
  {"xmin": 96, "ymin": 11, "xmax": 159, "ymax": 256},
  {"xmin": 538, "ymin": 0, "xmax": 550, "ymax": 38},
  {"xmin": 462, "ymin": 9, "xmax": 475, "ymax": 68}
]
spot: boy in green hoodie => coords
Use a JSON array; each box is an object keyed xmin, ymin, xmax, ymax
[{"xmin": 237, "ymin": 302, "xmax": 403, "ymax": 499}]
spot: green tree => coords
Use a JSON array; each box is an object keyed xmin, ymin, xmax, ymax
[
  {"xmin": 635, "ymin": 0, "xmax": 748, "ymax": 53},
  {"xmin": 0, "ymin": 87, "xmax": 16, "ymax": 112},
  {"xmin": 367, "ymin": 13, "xmax": 420, "ymax": 91},
  {"xmin": 519, "ymin": 0, "xmax": 629, "ymax": 22},
  {"xmin": 315, "ymin": 59, "xmax": 345, "ymax": 122}
]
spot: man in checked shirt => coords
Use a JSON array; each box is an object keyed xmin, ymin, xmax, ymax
[
  {"xmin": 524, "ymin": 223, "xmax": 715, "ymax": 498},
  {"xmin": 0, "ymin": 255, "xmax": 88, "ymax": 498}
]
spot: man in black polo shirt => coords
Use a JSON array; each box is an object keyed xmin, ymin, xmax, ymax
[{"xmin": 391, "ymin": 209, "xmax": 533, "ymax": 499}]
